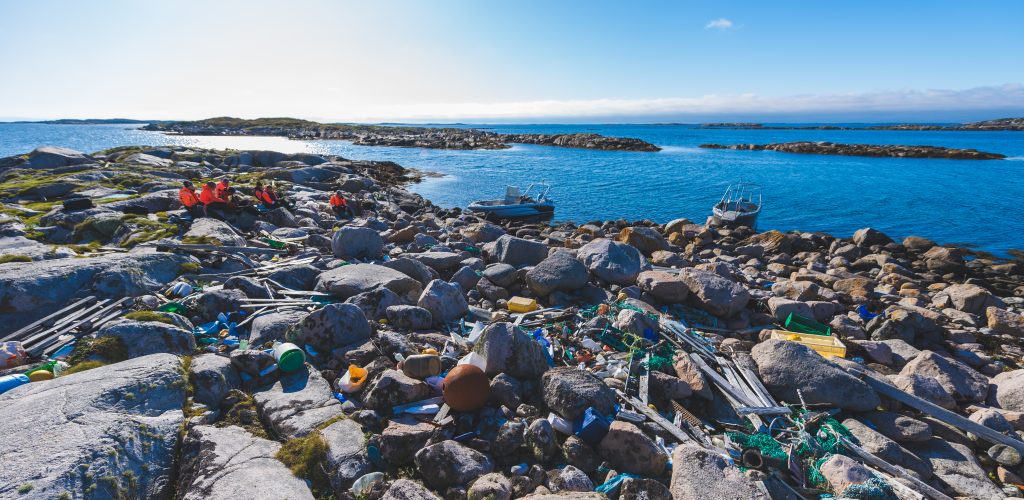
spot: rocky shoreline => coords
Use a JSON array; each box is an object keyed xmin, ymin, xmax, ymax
[
  {"xmin": 701, "ymin": 117, "xmax": 1024, "ymax": 132},
  {"xmin": 144, "ymin": 117, "xmax": 662, "ymax": 152},
  {"xmin": 700, "ymin": 141, "xmax": 1007, "ymax": 160},
  {"xmin": 1, "ymin": 144, "xmax": 1024, "ymax": 499}
]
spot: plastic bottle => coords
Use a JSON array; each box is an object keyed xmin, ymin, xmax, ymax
[
  {"xmin": 0, "ymin": 374, "xmax": 30, "ymax": 394},
  {"xmin": 350, "ymin": 472, "xmax": 385, "ymax": 497},
  {"xmin": 457, "ymin": 352, "xmax": 487, "ymax": 371},
  {"xmin": 547, "ymin": 413, "xmax": 574, "ymax": 435},
  {"xmin": 273, "ymin": 342, "xmax": 305, "ymax": 372},
  {"xmin": 402, "ymin": 354, "xmax": 441, "ymax": 379}
]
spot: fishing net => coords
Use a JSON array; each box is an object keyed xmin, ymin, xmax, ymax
[{"xmin": 841, "ymin": 477, "xmax": 897, "ymax": 500}]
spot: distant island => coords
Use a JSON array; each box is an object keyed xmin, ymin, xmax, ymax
[
  {"xmin": 700, "ymin": 117, "xmax": 1024, "ymax": 131},
  {"xmin": 20, "ymin": 118, "xmax": 160, "ymax": 125},
  {"xmin": 143, "ymin": 117, "xmax": 661, "ymax": 152},
  {"xmin": 700, "ymin": 141, "xmax": 1007, "ymax": 160}
]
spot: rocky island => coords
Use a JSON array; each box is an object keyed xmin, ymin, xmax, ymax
[
  {"xmin": 1, "ymin": 144, "xmax": 1023, "ymax": 499},
  {"xmin": 144, "ymin": 117, "xmax": 662, "ymax": 152},
  {"xmin": 700, "ymin": 141, "xmax": 1007, "ymax": 160},
  {"xmin": 700, "ymin": 117, "xmax": 1024, "ymax": 132}
]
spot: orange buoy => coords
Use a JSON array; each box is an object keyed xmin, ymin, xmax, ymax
[{"xmin": 442, "ymin": 364, "xmax": 490, "ymax": 412}]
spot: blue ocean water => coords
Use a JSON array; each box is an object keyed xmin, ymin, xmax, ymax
[{"xmin": 1, "ymin": 122, "xmax": 1022, "ymax": 255}]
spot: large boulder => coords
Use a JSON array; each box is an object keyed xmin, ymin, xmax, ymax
[
  {"xmin": 526, "ymin": 251, "xmax": 590, "ymax": 297},
  {"xmin": 461, "ymin": 222, "xmax": 506, "ymax": 244},
  {"xmin": 489, "ymin": 235, "xmax": 548, "ymax": 267},
  {"xmin": 597, "ymin": 421, "xmax": 668, "ymax": 476},
  {"xmin": 252, "ymin": 367, "xmax": 344, "ymax": 439},
  {"xmin": 292, "ymin": 303, "xmax": 371, "ymax": 354},
  {"xmin": 0, "ymin": 354, "xmax": 185, "ymax": 499},
  {"xmin": 249, "ymin": 309, "xmax": 308, "ymax": 347},
  {"xmin": 932, "ymin": 283, "xmax": 1005, "ymax": 316},
  {"xmin": 177, "ymin": 425, "xmax": 314, "ymax": 500},
  {"xmin": 184, "ymin": 218, "xmax": 247, "ymax": 246},
  {"xmin": 904, "ymin": 439, "xmax": 1003, "ymax": 498},
  {"xmin": 472, "ymin": 322, "xmax": 550, "ymax": 379},
  {"xmin": 346, "ymin": 287, "xmax": 402, "ymax": 321},
  {"xmin": 0, "ymin": 251, "xmax": 193, "ymax": 333},
  {"xmin": 380, "ymin": 418, "xmax": 436, "ymax": 465},
  {"xmin": 852, "ymin": 227, "xmax": 893, "ymax": 247},
  {"xmin": 899, "ymin": 350, "xmax": 989, "ymax": 403},
  {"xmin": 316, "ymin": 263, "xmax": 423, "ymax": 300},
  {"xmin": 669, "ymin": 443, "xmax": 759, "ymax": 499},
  {"xmin": 25, "ymin": 146, "xmax": 94, "ymax": 169},
  {"xmin": 414, "ymin": 440, "xmax": 495, "ymax": 490},
  {"xmin": 190, "ymin": 354, "xmax": 240, "ymax": 408},
  {"xmin": 541, "ymin": 367, "xmax": 615, "ymax": 420},
  {"xmin": 679, "ymin": 268, "xmax": 750, "ymax": 318},
  {"xmin": 402, "ymin": 252, "xmax": 465, "ymax": 275},
  {"xmin": 363, "ymin": 369, "xmax": 432, "ymax": 412},
  {"xmin": 331, "ymin": 226, "xmax": 384, "ymax": 260},
  {"xmin": 617, "ymin": 226, "xmax": 670, "ymax": 255},
  {"xmin": 637, "ymin": 270, "xmax": 689, "ymax": 303},
  {"xmin": 988, "ymin": 306, "xmax": 1024, "ymax": 336},
  {"xmin": 94, "ymin": 319, "xmax": 196, "ymax": 358},
  {"xmin": 751, "ymin": 339, "xmax": 879, "ymax": 411},
  {"xmin": 417, "ymin": 279, "xmax": 468, "ymax": 326},
  {"xmin": 382, "ymin": 257, "xmax": 440, "ymax": 286},
  {"xmin": 577, "ymin": 238, "xmax": 645, "ymax": 285}
]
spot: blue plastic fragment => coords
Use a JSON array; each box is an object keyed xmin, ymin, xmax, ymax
[{"xmin": 857, "ymin": 304, "xmax": 880, "ymax": 321}]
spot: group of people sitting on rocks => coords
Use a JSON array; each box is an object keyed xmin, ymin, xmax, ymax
[{"xmin": 178, "ymin": 177, "xmax": 353, "ymax": 222}]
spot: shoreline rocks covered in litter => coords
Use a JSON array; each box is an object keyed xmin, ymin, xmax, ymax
[{"xmin": 0, "ymin": 143, "xmax": 1023, "ymax": 499}]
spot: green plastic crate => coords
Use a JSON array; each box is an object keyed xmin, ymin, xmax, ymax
[{"xmin": 784, "ymin": 312, "xmax": 832, "ymax": 336}]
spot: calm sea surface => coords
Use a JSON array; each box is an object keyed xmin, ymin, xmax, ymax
[{"xmin": 1, "ymin": 122, "xmax": 1022, "ymax": 255}]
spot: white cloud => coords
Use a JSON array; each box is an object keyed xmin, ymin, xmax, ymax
[
  {"xmin": 346, "ymin": 84, "xmax": 1024, "ymax": 122},
  {"xmin": 705, "ymin": 18, "xmax": 734, "ymax": 30}
]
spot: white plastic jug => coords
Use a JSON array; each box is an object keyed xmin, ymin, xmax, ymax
[{"xmin": 457, "ymin": 352, "xmax": 487, "ymax": 371}]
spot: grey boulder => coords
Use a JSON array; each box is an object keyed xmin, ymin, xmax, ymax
[
  {"xmin": 751, "ymin": 339, "xmax": 879, "ymax": 411},
  {"xmin": 526, "ymin": 251, "xmax": 590, "ymax": 297},
  {"xmin": 541, "ymin": 367, "xmax": 615, "ymax": 420},
  {"xmin": 576, "ymin": 238, "xmax": 645, "ymax": 286},
  {"xmin": 316, "ymin": 263, "xmax": 423, "ymax": 301},
  {"xmin": 331, "ymin": 225, "xmax": 384, "ymax": 260},
  {"xmin": 417, "ymin": 279, "xmax": 468, "ymax": 326},
  {"xmin": 252, "ymin": 367, "xmax": 344, "ymax": 439},
  {"xmin": 414, "ymin": 440, "xmax": 495, "ymax": 490},
  {"xmin": 679, "ymin": 268, "xmax": 750, "ymax": 318}
]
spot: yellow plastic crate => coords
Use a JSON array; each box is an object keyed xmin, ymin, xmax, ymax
[
  {"xmin": 508, "ymin": 296, "xmax": 539, "ymax": 313},
  {"xmin": 769, "ymin": 330, "xmax": 847, "ymax": 358}
]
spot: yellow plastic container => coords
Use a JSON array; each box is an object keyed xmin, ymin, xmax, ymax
[
  {"xmin": 769, "ymin": 330, "xmax": 847, "ymax": 358},
  {"xmin": 28, "ymin": 370, "xmax": 54, "ymax": 382},
  {"xmin": 508, "ymin": 296, "xmax": 539, "ymax": 313}
]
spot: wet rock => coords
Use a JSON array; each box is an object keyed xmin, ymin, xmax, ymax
[
  {"xmin": 899, "ymin": 350, "xmax": 989, "ymax": 403},
  {"xmin": 363, "ymin": 369, "xmax": 431, "ymax": 412},
  {"xmin": 316, "ymin": 263, "xmax": 423, "ymax": 300},
  {"xmin": 473, "ymin": 322, "xmax": 550, "ymax": 379},
  {"xmin": 252, "ymin": 367, "xmax": 344, "ymax": 439},
  {"xmin": 637, "ymin": 270, "xmax": 689, "ymax": 303},
  {"xmin": 190, "ymin": 354, "xmax": 240, "ymax": 407},
  {"xmin": 489, "ymin": 234, "xmax": 549, "ymax": 267},
  {"xmin": 541, "ymin": 367, "xmax": 615, "ymax": 420},
  {"xmin": 386, "ymin": 305, "xmax": 433, "ymax": 330},
  {"xmin": 177, "ymin": 425, "xmax": 314, "ymax": 500},
  {"xmin": 331, "ymin": 225, "xmax": 384, "ymax": 259},
  {"xmin": 294, "ymin": 303, "xmax": 371, "ymax": 354},
  {"xmin": 413, "ymin": 440, "xmax": 495, "ymax": 490},
  {"xmin": 669, "ymin": 443, "xmax": 759, "ymax": 499},
  {"xmin": 751, "ymin": 339, "xmax": 879, "ymax": 411},
  {"xmin": 417, "ymin": 279, "xmax": 468, "ymax": 326},
  {"xmin": 95, "ymin": 319, "xmax": 196, "ymax": 357},
  {"xmin": 987, "ymin": 306, "xmax": 1024, "ymax": 336},
  {"xmin": 577, "ymin": 238, "xmax": 645, "ymax": 285},
  {"xmin": 184, "ymin": 217, "xmax": 247, "ymax": 246},
  {"xmin": 469, "ymin": 473, "xmax": 513, "ymax": 500},
  {"xmin": 321, "ymin": 418, "xmax": 372, "ymax": 492},
  {"xmin": 0, "ymin": 353, "xmax": 185, "ymax": 499},
  {"xmin": 818, "ymin": 454, "xmax": 874, "ymax": 496},
  {"xmin": 990, "ymin": 370, "xmax": 1024, "ymax": 412},
  {"xmin": 679, "ymin": 268, "xmax": 750, "ymax": 318},
  {"xmin": 598, "ymin": 421, "xmax": 668, "ymax": 476},
  {"xmin": 526, "ymin": 251, "xmax": 590, "ymax": 297}
]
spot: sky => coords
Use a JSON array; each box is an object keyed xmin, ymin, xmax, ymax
[{"xmin": 1, "ymin": 0, "xmax": 1023, "ymax": 123}]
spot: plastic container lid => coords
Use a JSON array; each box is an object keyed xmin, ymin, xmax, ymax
[{"xmin": 277, "ymin": 349, "xmax": 305, "ymax": 372}]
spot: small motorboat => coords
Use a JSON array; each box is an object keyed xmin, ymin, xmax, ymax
[
  {"xmin": 468, "ymin": 183, "xmax": 554, "ymax": 220},
  {"xmin": 712, "ymin": 181, "xmax": 762, "ymax": 228}
]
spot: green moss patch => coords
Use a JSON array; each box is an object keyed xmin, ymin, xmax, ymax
[
  {"xmin": 275, "ymin": 431, "xmax": 332, "ymax": 498},
  {"xmin": 181, "ymin": 235, "xmax": 222, "ymax": 245},
  {"xmin": 0, "ymin": 254, "xmax": 32, "ymax": 264},
  {"xmin": 68, "ymin": 336, "xmax": 128, "ymax": 367},
  {"xmin": 123, "ymin": 311, "xmax": 175, "ymax": 325}
]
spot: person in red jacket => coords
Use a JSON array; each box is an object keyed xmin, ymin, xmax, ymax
[
  {"xmin": 329, "ymin": 191, "xmax": 352, "ymax": 219},
  {"xmin": 200, "ymin": 181, "xmax": 228, "ymax": 219},
  {"xmin": 178, "ymin": 181, "xmax": 203, "ymax": 218},
  {"xmin": 254, "ymin": 181, "xmax": 280, "ymax": 209},
  {"xmin": 215, "ymin": 178, "xmax": 231, "ymax": 200}
]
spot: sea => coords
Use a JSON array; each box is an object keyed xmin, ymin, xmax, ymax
[{"xmin": 1, "ymin": 122, "xmax": 1022, "ymax": 256}]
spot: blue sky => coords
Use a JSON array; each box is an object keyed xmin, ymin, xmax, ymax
[{"xmin": 1, "ymin": 0, "xmax": 1022, "ymax": 122}]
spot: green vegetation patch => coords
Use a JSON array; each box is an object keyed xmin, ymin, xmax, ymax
[
  {"xmin": 181, "ymin": 235, "xmax": 222, "ymax": 245},
  {"xmin": 275, "ymin": 431, "xmax": 332, "ymax": 498},
  {"xmin": 0, "ymin": 254, "xmax": 32, "ymax": 264},
  {"xmin": 68, "ymin": 336, "xmax": 129, "ymax": 367},
  {"xmin": 124, "ymin": 310, "xmax": 175, "ymax": 325}
]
